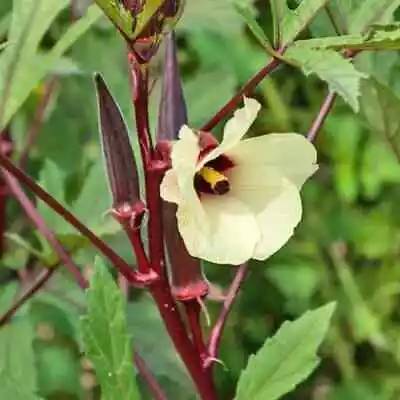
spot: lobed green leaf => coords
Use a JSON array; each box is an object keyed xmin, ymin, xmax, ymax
[
  {"xmin": 294, "ymin": 23, "xmax": 400, "ymax": 51},
  {"xmin": 81, "ymin": 257, "xmax": 140, "ymax": 400},
  {"xmin": 286, "ymin": 47, "xmax": 367, "ymax": 111},
  {"xmin": 282, "ymin": 0, "xmax": 330, "ymax": 47},
  {"xmin": 349, "ymin": 0, "xmax": 400, "ymax": 33},
  {"xmin": 0, "ymin": 318, "xmax": 42, "ymax": 400}
]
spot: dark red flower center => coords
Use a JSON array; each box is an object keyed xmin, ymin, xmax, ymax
[{"xmin": 194, "ymin": 154, "xmax": 235, "ymax": 196}]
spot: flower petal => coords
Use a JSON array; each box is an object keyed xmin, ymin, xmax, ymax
[
  {"xmin": 172, "ymin": 125, "xmax": 200, "ymax": 190},
  {"xmin": 227, "ymin": 164, "xmax": 302, "ymax": 260},
  {"xmin": 197, "ymin": 97, "xmax": 261, "ymax": 171},
  {"xmin": 252, "ymin": 182, "xmax": 302, "ymax": 260},
  {"xmin": 160, "ymin": 170, "xmax": 181, "ymax": 204},
  {"xmin": 228, "ymin": 133, "xmax": 317, "ymax": 187},
  {"xmin": 177, "ymin": 194, "xmax": 260, "ymax": 265}
]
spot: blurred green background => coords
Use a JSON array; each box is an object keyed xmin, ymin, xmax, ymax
[{"xmin": 1, "ymin": 0, "xmax": 400, "ymax": 399}]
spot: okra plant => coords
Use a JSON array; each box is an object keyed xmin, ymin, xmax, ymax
[{"xmin": 0, "ymin": 0, "xmax": 400, "ymax": 399}]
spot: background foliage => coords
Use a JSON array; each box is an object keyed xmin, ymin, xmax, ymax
[{"xmin": 1, "ymin": 0, "xmax": 400, "ymax": 398}]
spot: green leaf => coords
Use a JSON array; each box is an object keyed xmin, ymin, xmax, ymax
[
  {"xmin": 0, "ymin": 282, "xmax": 18, "ymax": 315},
  {"xmin": 0, "ymin": 318, "xmax": 42, "ymax": 400},
  {"xmin": 37, "ymin": 159, "xmax": 120, "ymax": 256},
  {"xmin": 70, "ymin": 161, "xmax": 120, "ymax": 236},
  {"xmin": 46, "ymin": 4, "xmax": 103, "ymax": 65},
  {"xmin": 38, "ymin": 159, "xmax": 71, "ymax": 236},
  {"xmin": 127, "ymin": 296, "xmax": 193, "ymax": 393},
  {"xmin": 349, "ymin": 0, "xmax": 400, "ymax": 33},
  {"xmin": 94, "ymin": 0, "xmax": 166, "ymax": 40},
  {"xmin": 294, "ymin": 23, "xmax": 400, "ymax": 51},
  {"xmin": 286, "ymin": 47, "xmax": 367, "ymax": 111},
  {"xmin": 185, "ymin": 69, "xmax": 236, "ymax": 126},
  {"xmin": 269, "ymin": 0, "xmax": 287, "ymax": 46},
  {"xmin": 36, "ymin": 346, "xmax": 82, "ymax": 397},
  {"xmin": 282, "ymin": 0, "xmax": 330, "ymax": 46},
  {"xmin": 235, "ymin": 4, "xmax": 271, "ymax": 48},
  {"xmin": 325, "ymin": 115, "xmax": 362, "ymax": 203},
  {"xmin": 3, "ymin": 233, "xmax": 42, "ymax": 266},
  {"xmin": 81, "ymin": 257, "xmax": 140, "ymax": 400},
  {"xmin": 94, "ymin": 0, "xmax": 135, "ymax": 38},
  {"xmin": 178, "ymin": 0, "xmax": 255, "ymax": 34},
  {"xmin": 0, "ymin": 0, "xmax": 68, "ymax": 127},
  {"xmin": 361, "ymin": 78, "xmax": 400, "ymax": 161},
  {"xmin": 235, "ymin": 303, "xmax": 336, "ymax": 400},
  {"xmin": 0, "ymin": 2, "xmax": 102, "ymax": 128}
]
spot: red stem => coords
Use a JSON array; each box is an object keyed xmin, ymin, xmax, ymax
[
  {"xmin": 306, "ymin": 50, "xmax": 358, "ymax": 143},
  {"xmin": 133, "ymin": 351, "xmax": 167, "ymax": 400},
  {"xmin": 149, "ymin": 283, "xmax": 217, "ymax": 399},
  {"xmin": 201, "ymin": 58, "xmax": 281, "ymax": 131},
  {"xmin": 3, "ymin": 169, "xmax": 87, "ymax": 289},
  {"xmin": 206, "ymin": 264, "xmax": 248, "ymax": 368},
  {"xmin": 0, "ymin": 128, "xmax": 12, "ymax": 259},
  {"xmin": 0, "ymin": 267, "xmax": 56, "ymax": 326},
  {"xmin": 133, "ymin": 66, "xmax": 165, "ymax": 277},
  {"xmin": 0, "ymin": 153, "xmax": 145, "ymax": 285},
  {"xmin": 131, "ymin": 59, "xmax": 153, "ymax": 166},
  {"xmin": 129, "ymin": 58, "xmax": 217, "ymax": 399},
  {"xmin": 185, "ymin": 301, "xmax": 208, "ymax": 361},
  {"xmin": 0, "ymin": 189, "xmax": 6, "ymax": 257},
  {"xmin": 307, "ymin": 92, "xmax": 337, "ymax": 142},
  {"xmin": 122, "ymin": 224, "xmax": 151, "ymax": 275}
]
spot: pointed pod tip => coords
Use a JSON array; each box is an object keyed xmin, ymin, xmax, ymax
[
  {"xmin": 93, "ymin": 72, "xmax": 103, "ymax": 86},
  {"xmin": 94, "ymin": 73, "xmax": 109, "ymax": 96},
  {"xmin": 157, "ymin": 32, "xmax": 187, "ymax": 142},
  {"xmin": 95, "ymin": 75, "xmax": 141, "ymax": 208}
]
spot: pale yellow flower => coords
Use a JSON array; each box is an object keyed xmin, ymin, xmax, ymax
[{"xmin": 160, "ymin": 98, "xmax": 317, "ymax": 265}]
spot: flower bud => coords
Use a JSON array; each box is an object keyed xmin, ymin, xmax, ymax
[
  {"xmin": 163, "ymin": 203, "xmax": 208, "ymax": 301},
  {"xmin": 157, "ymin": 32, "xmax": 187, "ymax": 142},
  {"xmin": 157, "ymin": 33, "xmax": 208, "ymax": 300},
  {"xmin": 95, "ymin": 74, "xmax": 143, "ymax": 215},
  {"xmin": 130, "ymin": 1, "xmax": 185, "ymax": 63}
]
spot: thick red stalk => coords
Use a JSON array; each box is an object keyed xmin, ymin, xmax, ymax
[
  {"xmin": 131, "ymin": 58, "xmax": 154, "ymax": 165},
  {"xmin": 132, "ymin": 62, "xmax": 166, "ymax": 277},
  {"xmin": 121, "ymin": 221, "xmax": 151, "ymax": 275},
  {"xmin": 149, "ymin": 283, "xmax": 217, "ymax": 399},
  {"xmin": 185, "ymin": 301, "xmax": 208, "ymax": 361},
  {"xmin": 129, "ymin": 56, "xmax": 217, "ymax": 399}
]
